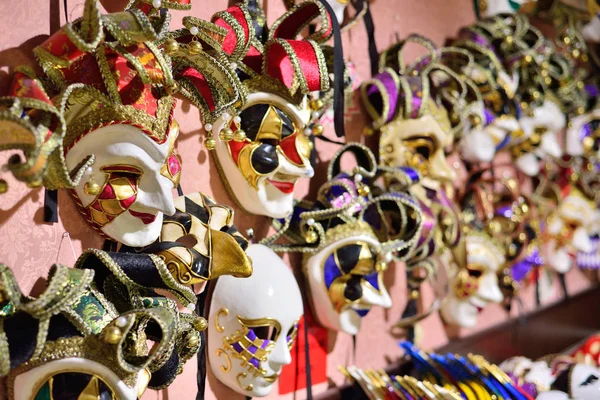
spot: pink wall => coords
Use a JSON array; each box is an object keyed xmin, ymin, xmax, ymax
[{"xmin": 0, "ymin": 0, "xmax": 595, "ymax": 399}]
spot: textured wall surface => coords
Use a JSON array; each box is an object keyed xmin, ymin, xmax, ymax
[{"xmin": 0, "ymin": 1, "xmax": 594, "ymax": 399}]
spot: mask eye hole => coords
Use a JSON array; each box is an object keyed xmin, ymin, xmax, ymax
[
  {"xmin": 467, "ymin": 267, "xmax": 484, "ymax": 278},
  {"xmin": 253, "ymin": 325, "xmax": 278, "ymax": 341},
  {"xmin": 581, "ymin": 374, "xmax": 599, "ymax": 386}
]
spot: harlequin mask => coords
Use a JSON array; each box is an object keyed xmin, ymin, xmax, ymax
[
  {"xmin": 267, "ymin": 144, "xmax": 423, "ymax": 334},
  {"xmin": 441, "ymin": 233, "xmax": 505, "ymax": 328},
  {"xmin": 208, "ymin": 244, "xmax": 302, "ymax": 397},
  {"xmin": 187, "ymin": 1, "xmax": 333, "ymax": 218},
  {"xmin": 0, "ymin": 0, "xmax": 243, "ymax": 246},
  {"xmin": 0, "ymin": 264, "xmax": 182, "ymax": 400},
  {"xmin": 139, "ymin": 192, "xmax": 253, "ymax": 284}
]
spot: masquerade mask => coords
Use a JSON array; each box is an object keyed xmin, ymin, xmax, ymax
[
  {"xmin": 1, "ymin": 0, "xmax": 241, "ymax": 246},
  {"xmin": 474, "ymin": 0, "xmax": 534, "ymax": 18},
  {"xmin": 566, "ymin": 110, "xmax": 600, "ymax": 161},
  {"xmin": 552, "ymin": 363, "xmax": 600, "ymax": 399},
  {"xmin": 267, "ymin": 144, "xmax": 424, "ymax": 334},
  {"xmin": 362, "ymin": 37, "xmax": 473, "ymax": 184},
  {"xmin": 208, "ymin": 244, "xmax": 302, "ymax": 397},
  {"xmin": 136, "ymin": 192, "xmax": 253, "ymax": 284},
  {"xmin": 441, "ymin": 232, "xmax": 505, "ymax": 328},
  {"xmin": 0, "ymin": 264, "xmax": 184, "ymax": 400},
  {"xmin": 284, "ymin": 0, "xmax": 370, "ymax": 29},
  {"xmin": 179, "ymin": 1, "xmax": 334, "ymax": 219}
]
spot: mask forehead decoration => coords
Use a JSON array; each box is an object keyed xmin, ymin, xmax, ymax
[
  {"xmin": 181, "ymin": 1, "xmax": 339, "ymax": 218},
  {"xmin": 264, "ymin": 144, "xmax": 425, "ymax": 334},
  {"xmin": 130, "ymin": 192, "xmax": 253, "ymax": 284},
  {"xmin": 208, "ymin": 244, "xmax": 302, "ymax": 397},
  {"xmin": 0, "ymin": 256, "xmax": 204, "ymax": 400}
]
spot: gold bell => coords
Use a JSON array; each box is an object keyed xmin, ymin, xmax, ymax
[
  {"xmin": 410, "ymin": 290, "xmax": 420, "ymax": 300},
  {"xmin": 104, "ymin": 326, "xmax": 123, "ymax": 345},
  {"xmin": 233, "ymin": 129, "xmax": 247, "ymax": 142},
  {"xmin": 205, "ymin": 137, "xmax": 217, "ymax": 151},
  {"xmin": 312, "ymin": 124, "xmax": 324, "ymax": 136},
  {"xmin": 310, "ymin": 99, "xmax": 324, "ymax": 111},
  {"xmin": 84, "ymin": 180, "xmax": 101, "ymax": 196},
  {"xmin": 363, "ymin": 127, "xmax": 375, "ymax": 136},
  {"xmin": 583, "ymin": 136, "xmax": 595, "ymax": 152},
  {"xmin": 219, "ymin": 128, "xmax": 234, "ymax": 142},
  {"xmin": 188, "ymin": 41, "xmax": 203, "ymax": 55},
  {"xmin": 305, "ymin": 229, "xmax": 318, "ymax": 244},
  {"xmin": 186, "ymin": 333, "xmax": 200, "ymax": 348},
  {"xmin": 194, "ymin": 317, "xmax": 208, "ymax": 332},
  {"xmin": 164, "ymin": 39, "xmax": 179, "ymax": 56},
  {"xmin": 0, "ymin": 179, "xmax": 8, "ymax": 194},
  {"xmin": 357, "ymin": 185, "xmax": 371, "ymax": 197}
]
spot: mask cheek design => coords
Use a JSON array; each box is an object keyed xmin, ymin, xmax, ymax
[
  {"xmin": 234, "ymin": 142, "xmax": 279, "ymax": 189},
  {"xmin": 323, "ymin": 242, "xmax": 381, "ymax": 317},
  {"xmin": 160, "ymin": 151, "xmax": 182, "ymax": 187},
  {"xmin": 453, "ymin": 265, "xmax": 484, "ymax": 299},
  {"xmin": 286, "ymin": 320, "xmax": 300, "ymax": 350},
  {"xmin": 82, "ymin": 165, "xmax": 142, "ymax": 229},
  {"xmin": 35, "ymin": 374, "xmax": 116, "ymax": 399},
  {"xmin": 280, "ymin": 133, "xmax": 311, "ymax": 166},
  {"xmin": 224, "ymin": 316, "xmax": 280, "ymax": 378}
]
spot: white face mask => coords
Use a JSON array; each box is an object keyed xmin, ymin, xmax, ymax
[
  {"xmin": 566, "ymin": 110, "xmax": 600, "ymax": 159},
  {"xmin": 441, "ymin": 234, "xmax": 504, "ymax": 328},
  {"xmin": 476, "ymin": 0, "xmax": 529, "ymax": 17},
  {"xmin": 568, "ymin": 364, "xmax": 600, "ymax": 399},
  {"xmin": 211, "ymin": 93, "xmax": 314, "ymax": 218},
  {"xmin": 515, "ymin": 100, "xmax": 565, "ymax": 177},
  {"xmin": 304, "ymin": 231, "xmax": 392, "ymax": 335},
  {"xmin": 208, "ymin": 244, "xmax": 303, "ymax": 397},
  {"xmin": 66, "ymin": 123, "xmax": 180, "ymax": 247}
]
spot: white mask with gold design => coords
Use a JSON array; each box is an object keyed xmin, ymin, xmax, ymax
[
  {"xmin": 66, "ymin": 123, "xmax": 180, "ymax": 247},
  {"xmin": 211, "ymin": 93, "xmax": 314, "ymax": 218},
  {"xmin": 546, "ymin": 190, "xmax": 598, "ymax": 273},
  {"xmin": 513, "ymin": 100, "xmax": 565, "ymax": 176},
  {"xmin": 379, "ymin": 102, "xmax": 456, "ymax": 185},
  {"xmin": 475, "ymin": 0, "xmax": 533, "ymax": 17},
  {"xmin": 441, "ymin": 233, "xmax": 505, "ymax": 328},
  {"xmin": 304, "ymin": 223, "xmax": 393, "ymax": 336},
  {"xmin": 208, "ymin": 244, "xmax": 303, "ymax": 397}
]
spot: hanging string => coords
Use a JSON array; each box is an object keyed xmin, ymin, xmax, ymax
[
  {"xmin": 303, "ymin": 312, "xmax": 313, "ymax": 400},
  {"xmin": 360, "ymin": 0, "xmax": 379, "ymax": 76},
  {"xmin": 177, "ymin": 183, "xmax": 184, "ymax": 197},
  {"xmin": 55, "ymin": 232, "xmax": 77, "ymax": 263},
  {"xmin": 64, "ymin": 0, "xmax": 69, "ymax": 23},
  {"xmin": 44, "ymin": 189, "xmax": 59, "ymax": 223},
  {"xmin": 318, "ymin": 0, "xmax": 346, "ymax": 138}
]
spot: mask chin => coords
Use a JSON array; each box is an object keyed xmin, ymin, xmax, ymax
[
  {"xmin": 573, "ymin": 227, "xmax": 594, "ymax": 253},
  {"xmin": 440, "ymin": 296, "xmax": 478, "ymax": 328},
  {"xmin": 549, "ymin": 247, "xmax": 573, "ymax": 273},
  {"xmin": 583, "ymin": 16, "xmax": 600, "ymax": 42}
]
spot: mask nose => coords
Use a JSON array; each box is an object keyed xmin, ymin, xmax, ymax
[
  {"xmin": 138, "ymin": 173, "xmax": 177, "ymax": 216},
  {"xmin": 430, "ymin": 150, "xmax": 456, "ymax": 182},
  {"xmin": 277, "ymin": 155, "xmax": 314, "ymax": 178},
  {"xmin": 268, "ymin": 338, "xmax": 293, "ymax": 370},
  {"xmin": 478, "ymin": 273, "xmax": 504, "ymax": 304}
]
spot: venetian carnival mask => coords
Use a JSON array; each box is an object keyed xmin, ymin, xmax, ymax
[
  {"xmin": 66, "ymin": 123, "xmax": 180, "ymax": 247},
  {"xmin": 546, "ymin": 189, "xmax": 599, "ymax": 273},
  {"xmin": 566, "ymin": 110, "xmax": 600, "ymax": 160},
  {"xmin": 304, "ymin": 221, "xmax": 393, "ymax": 335},
  {"xmin": 266, "ymin": 144, "xmax": 423, "ymax": 334},
  {"xmin": 511, "ymin": 100, "xmax": 565, "ymax": 176},
  {"xmin": 210, "ymin": 94, "xmax": 314, "ymax": 218},
  {"xmin": 551, "ymin": 364, "xmax": 600, "ymax": 399},
  {"xmin": 362, "ymin": 68, "xmax": 457, "ymax": 185},
  {"xmin": 189, "ymin": 1, "xmax": 333, "ymax": 219},
  {"xmin": 0, "ymin": 0, "xmax": 243, "ymax": 247},
  {"xmin": 208, "ymin": 244, "xmax": 303, "ymax": 397},
  {"xmin": 0, "ymin": 263, "xmax": 186, "ymax": 400},
  {"xmin": 474, "ymin": 0, "xmax": 533, "ymax": 17},
  {"xmin": 441, "ymin": 233, "xmax": 505, "ymax": 328}
]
